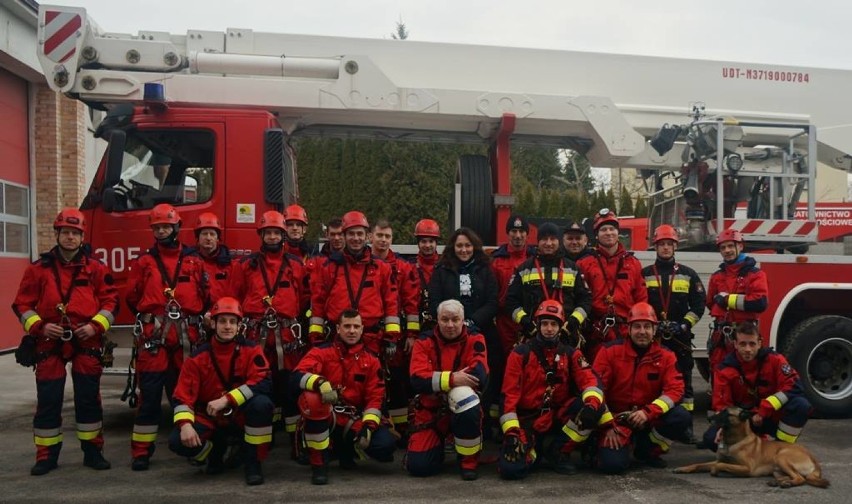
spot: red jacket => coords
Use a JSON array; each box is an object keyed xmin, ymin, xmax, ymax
[
  {"xmin": 234, "ymin": 250, "xmax": 309, "ymax": 319},
  {"xmin": 292, "ymin": 340, "xmax": 384, "ymax": 422},
  {"xmin": 593, "ymin": 339, "xmax": 683, "ymax": 422},
  {"xmin": 377, "ymin": 250, "xmax": 420, "ymax": 333},
  {"xmin": 13, "ymin": 247, "xmax": 119, "ymax": 345},
  {"xmin": 706, "ymin": 256, "xmax": 769, "ymax": 322},
  {"xmin": 309, "ymin": 248, "xmax": 400, "ymax": 334},
  {"xmin": 410, "ymin": 327, "xmax": 489, "ymax": 395},
  {"xmin": 197, "ymin": 245, "xmax": 239, "ymax": 304},
  {"xmin": 172, "ymin": 337, "xmax": 271, "ymax": 428},
  {"xmin": 125, "ymin": 243, "xmax": 207, "ymax": 316},
  {"xmin": 501, "ymin": 339, "xmax": 602, "ymax": 431},
  {"xmin": 712, "ymin": 348, "xmax": 804, "ymax": 418},
  {"xmin": 576, "ymin": 244, "xmax": 647, "ymax": 321}
]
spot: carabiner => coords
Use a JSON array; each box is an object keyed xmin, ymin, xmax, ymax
[{"xmin": 166, "ymin": 298, "xmax": 182, "ymax": 320}]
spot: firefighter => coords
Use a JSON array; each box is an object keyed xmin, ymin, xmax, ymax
[
  {"xmin": 233, "ymin": 210, "xmax": 310, "ymax": 445},
  {"xmin": 13, "ymin": 208, "xmax": 118, "ymax": 476},
  {"xmin": 575, "ymin": 208, "xmax": 647, "ymax": 362},
  {"xmin": 407, "ymin": 299, "xmax": 489, "ymax": 480},
  {"xmin": 126, "ymin": 203, "xmax": 208, "ymax": 471},
  {"xmin": 561, "ymin": 219, "xmax": 593, "ymax": 262},
  {"xmin": 498, "ymin": 300, "xmax": 604, "ymax": 479},
  {"xmin": 411, "ymin": 218, "xmax": 441, "ymax": 334},
  {"xmin": 370, "ymin": 219, "xmax": 420, "ymax": 437},
  {"xmin": 506, "ymin": 221, "xmax": 591, "ymax": 346},
  {"xmin": 592, "ymin": 302, "xmax": 689, "ymax": 473},
  {"xmin": 706, "ymin": 228, "xmax": 769, "ymax": 374},
  {"xmin": 283, "ymin": 204, "xmax": 312, "ymax": 262},
  {"xmin": 169, "ymin": 297, "xmax": 274, "ymax": 485},
  {"xmin": 642, "ymin": 224, "xmax": 706, "ymax": 442},
  {"xmin": 308, "ymin": 210, "xmax": 400, "ymax": 355},
  {"xmin": 701, "ymin": 321, "xmax": 811, "ymax": 450},
  {"xmin": 317, "ymin": 217, "xmax": 344, "ymax": 257},
  {"xmin": 194, "ymin": 212, "xmax": 238, "ymax": 303},
  {"xmin": 491, "ymin": 214, "xmax": 536, "ymax": 356},
  {"xmin": 291, "ymin": 310, "xmax": 396, "ymax": 485}
]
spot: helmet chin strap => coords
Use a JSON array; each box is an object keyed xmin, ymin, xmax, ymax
[{"xmin": 156, "ymin": 225, "xmax": 180, "ymax": 247}]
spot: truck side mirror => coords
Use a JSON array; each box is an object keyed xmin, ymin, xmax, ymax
[
  {"xmin": 263, "ymin": 128, "xmax": 296, "ymax": 206},
  {"xmin": 104, "ymin": 129, "xmax": 126, "ymax": 188},
  {"xmin": 102, "ymin": 187, "xmax": 117, "ymax": 212}
]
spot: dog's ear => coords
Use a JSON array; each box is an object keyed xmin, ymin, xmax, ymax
[{"xmin": 738, "ymin": 409, "xmax": 752, "ymax": 420}]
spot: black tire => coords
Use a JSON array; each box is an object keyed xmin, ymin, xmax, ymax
[
  {"xmin": 451, "ymin": 155, "xmax": 494, "ymax": 245},
  {"xmin": 783, "ymin": 315, "xmax": 852, "ymax": 418}
]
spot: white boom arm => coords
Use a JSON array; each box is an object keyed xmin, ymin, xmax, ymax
[{"xmin": 37, "ymin": 5, "xmax": 852, "ymax": 171}]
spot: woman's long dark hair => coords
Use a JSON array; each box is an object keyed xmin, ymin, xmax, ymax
[{"xmin": 437, "ymin": 227, "xmax": 490, "ymax": 271}]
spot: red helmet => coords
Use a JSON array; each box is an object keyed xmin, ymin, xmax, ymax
[
  {"xmin": 415, "ymin": 218, "xmax": 440, "ymax": 238},
  {"xmin": 627, "ymin": 302, "xmax": 659, "ymax": 324},
  {"xmin": 195, "ymin": 212, "xmax": 222, "ymax": 234},
  {"xmin": 209, "ymin": 296, "xmax": 243, "ymax": 319},
  {"xmin": 593, "ymin": 208, "xmax": 619, "ymax": 231},
  {"xmin": 284, "ymin": 204, "xmax": 308, "ymax": 225},
  {"xmin": 298, "ymin": 391, "xmax": 332, "ymax": 420},
  {"xmin": 534, "ymin": 299, "xmax": 565, "ymax": 324},
  {"xmin": 53, "ymin": 208, "xmax": 86, "ymax": 233},
  {"xmin": 341, "ymin": 210, "xmax": 369, "ymax": 232},
  {"xmin": 716, "ymin": 228, "xmax": 744, "ymax": 245},
  {"xmin": 653, "ymin": 224, "xmax": 679, "ymax": 244},
  {"xmin": 149, "ymin": 204, "xmax": 181, "ymax": 226},
  {"xmin": 258, "ymin": 211, "xmax": 286, "ymax": 233}
]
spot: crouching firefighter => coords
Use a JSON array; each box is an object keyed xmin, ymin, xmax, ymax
[
  {"xmin": 169, "ymin": 297, "xmax": 274, "ymax": 485},
  {"xmin": 407, "ymin": 299, "xmax": 489, "ymax": 480},
  {"xmin": 13, "ymin": 208, "xmax": 118, "ymax": 476},
  {"xmin": 125, "ymin": 204, "xmax": 209, "ymax": 471},
  {"xmin": 291, "ymin": 309, "xmax": 396, "ymax": 485},
  {"xmin": 234, "ymin": 210, "xmax": 310, "ymax": 448},
  {"xmin": 498, "ymin": 300, "xmax": 604, "ymax": 479}
]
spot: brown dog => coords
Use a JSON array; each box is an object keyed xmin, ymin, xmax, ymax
[{"xmin": 673, "ymin": 407, "xmax": 829, "ymax": 488}]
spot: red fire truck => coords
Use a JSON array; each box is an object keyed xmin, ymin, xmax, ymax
[{"xmin": 36, "ymin": 4, "xmax": 852, "ymax": 416}]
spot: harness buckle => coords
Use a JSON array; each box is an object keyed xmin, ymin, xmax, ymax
[
  {"xmin": 722, "ymin": 325, "xmax": 735, "ymax": 340},
  {"xmin": 263, "ymin": 308, "xmax": 279, "ymax": 329},
  {"xmin": 166, "ymin": 299, "xmax": 182, "ymax": 320}
]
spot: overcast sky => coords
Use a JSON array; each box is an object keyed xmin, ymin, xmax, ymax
[{"xmin": 52, "ymin": 0, "xmax": 852, "ymax": 70}]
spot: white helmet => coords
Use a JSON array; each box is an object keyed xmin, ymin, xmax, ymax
[{"xmin": 447, "ymin": 386, "xmax": 480, "ymax": 414}]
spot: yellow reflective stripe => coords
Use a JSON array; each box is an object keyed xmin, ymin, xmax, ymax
[
  {"xmin": 652, "ymin": 398, "xmax": 671, "ymax": 414},
  {"xmin": 599, "ymin": 411, "xmax": 614, "ymax": 425},
  {"xmin": 305, "ymin": 374, "xmax": 321, "ymax": 391},
  {"xmin": 390, "ymin": 414, "xmax": 408, "ymax": 425},
  {"xmin": 24, "ymin": 314, "xmax": 42, "ymax": 332},
  {"xmin": 92, "ymin": 313, "xmax": 111, "ymax": 332},
  {"xmin": 645, "ymin": 279, "xmax": 660, "ymax": 288},
  {"xmin": 649, "ymin": 429, "xmax": 671, "ymax": 452},
  {"xmin": 272, "ymin": 409, "xmax": 282, "ymax": 423},
  {"xmin": 440, "ymin": 371, "xmax": 451, "ymax": 392},
  {"xmin": 385, "ymin": 323, "xmax": 401, "ymax": 333},
  {"xmin": 727, "ymin": 294, "xmax": 739, "ymax": 310},
  {"xmin": 513, "ymin": 309, "xmax": 527, "ymax": 324},
  {"xmin": 245, "ymin": 433, "xmax": 273, "ymax": 445},
  {"xmin": 454, "ymin": 439, "xmax": 482, "ymax": 456},
  {"xmin": 521, "ymin": 272, "xmax": 542, "ymax": 283},
  {"xmin": 306, "ymin": 438, "xmax": 330, "ymax": 450},
  {"xmin": 174, "ymin": 411, "xmax": 195, "ymax": 424},
  {"xmin": 77, "ymin": 429, "xmax": 100, "ymax": 441},
  {"xmin": 562, "ymin": 423, "xmax": 587, "ymax": 443},
  {"xmin": 34, "ymin": 434, "xmax": 63, "ymax": 446},
  {"xmin": 571, "ymin": 311, "xmax": 585, "ymax": 324},
  {"xmin": 408, "ymin": 321, "xmax": 421, "ymax": 331},
  {"xmin": 776, "ymin": 430, "xmax": 798, "ymax": 444},
  {"xmin": 682, "ymin": 401, "xmax": 694, "ymax": 412},
  {"xmin": 132, "ymin": 432, "xmax": 158, "ymax": 443},
  {"xmin": 684, "ymin": 313, "xmax": 699, "ymax": 326},
  {"xmin": 671, "ymin": 279, "xmax": 690, "ymax": 293},
  {"xmin": 582, "ymin": 389, "xmax": 603, "ymax": 404},
  {"xmin": 309, "ymin": 324, "xmax": 324, "ymax": 333},
  {"xmin": 192, "ymin": 441, "xmax": 213, "ymax": 462},
  {"xmin": 766, "ymin": 395, "xmax": 783, "ymax": 410},
  {"xmin": 285, "ymin": 423, "xmax": 297, "ymax": 434},
  {"xmin": 228, "ymin": 387, "xmax": 247, "ymax": 406},
  {"xmin": 501, "ymin": 418, "xmax": 520, "ymax": 433},
  {"xmin": 362, "ymin": 412, "xmax": 381, "ymax": 425}
]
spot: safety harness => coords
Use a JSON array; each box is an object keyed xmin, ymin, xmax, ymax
[{"xmin": 250, "ymin": 253, "xmax": 304, "ymax": 370}]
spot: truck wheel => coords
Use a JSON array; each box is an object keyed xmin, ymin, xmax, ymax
[
  {"xmin": 783, "ymin": 315, "xmax": 852, "ymax": 417},
  {"xmin": 451, "ymin": 155, "xmax": 494, "ymax": 244}
]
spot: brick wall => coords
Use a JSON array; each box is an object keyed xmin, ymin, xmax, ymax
[{"xmin": 32, "ymin": 83, "xmax": 87, "ymax": 253}]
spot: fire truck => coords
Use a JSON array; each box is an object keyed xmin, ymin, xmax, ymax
[{"xmin": 36, "ymin": 5, "xmax": 852, "ymax": 416}]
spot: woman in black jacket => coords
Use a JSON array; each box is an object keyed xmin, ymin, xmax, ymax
[{"xmin": 428, "ymin": 227, "xmax": 501, "ymax": 434}]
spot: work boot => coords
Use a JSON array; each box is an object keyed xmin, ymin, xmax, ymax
[
  {"xmin": 83, "ymin": 450, "xmax": 111, "ymax": 471},
  {"xmin": 30, "ymin": 459, "xmax": 58, "ymax": 476},
  {"xmin": 131, "ymin": 456, "xmax": 150, "ymax": 471},
  {"xmin": 460, "ymin": 468, "xmax": 479, "ymax": 481},
  {"xmin": 553, "ymin": 453, "xmax": 577, "ymax": 475},
  {"xmin": 311, "ymin": 465, "xmax": 329, "ymax": 485},
  {"xmin": 244, "ymin": 461, "xmax": 264, "ymax": 486},
  {"xmin": 205, "ymin": 440, "xmax": 227, "ymax": 475}
]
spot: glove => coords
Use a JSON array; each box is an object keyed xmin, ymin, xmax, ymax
[
  {"xmin": 519, "ymin": 315, "xmax": 535, "ymax": 335},
  {"xmin": 575, "ymin": 404, "xmax": 600, "ymax": 431},
  {"xmin": 502, "ymin": 430, "xmax": 524, "ymax": 463},
  {"xmin": 384, "ymin": 342, "xmax": 397, "ymax": 358},
  {"xmin": 713, "ymin": 292, "xmax": 729, "ymax": 308},
  {"xmin": 566, "ymin": 316, "xmax": 580, "ymax": 334},
  {"xmin": 318, "ymin": 380, "xmax": 338, "ymax": 404},
  {"xmin": 463, "ymin": 319, "xmax": 479, "ymax": 333},
  {"xmin": 356, "ymin": 423, "xmax": 374, "ymax": 450}
]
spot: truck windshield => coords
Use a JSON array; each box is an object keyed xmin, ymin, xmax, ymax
[{"xmin": 99, "ymin": 129, "xmax": 214, "ymax": 211}]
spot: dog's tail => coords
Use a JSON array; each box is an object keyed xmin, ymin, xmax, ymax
[{"xmin": 805, "ymin": 471, "xmax": 830, "ymax": 489}]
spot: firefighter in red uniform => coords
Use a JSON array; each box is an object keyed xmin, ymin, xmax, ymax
[
  {"xmin": 371, "ymin": 219, "xmax": 420, "ymax": 436},
  {"xmin": 498, "ymin": 300, "xmax": 604, "ymax": 479},
  {"xmin": 194, "ymin": 212, "xmax": 238, "ymax": 303},
  {"xmin": 233, "ymin": 210, "xmax": 310, "ymax": 444},
  {"xmin": 491, "ymin": 214, "xmax": 536, "ymax": 355},
  {"xmin": 282, "ymin": 204, "xmax": 312, "ymax": 262},
  {"xmin": 13, "ymin": 209, "xmax": 118, "ymax": 476},
  {"xmin": 701, "ymin": 321, "xmax": 811, "ymax": 450},
  {"xmin": 592, "ymin": 302, "xmax": 689, "ymax": 473},
  {"xmin": 126, "ymin": 203, "xmax": 208, "ymax": 471},
  {"xmin": 169, "ymin": 297, "xmax": 274, "ymax": 485},
  {"xmin": 407, "ymin": 299, "xmax": 489, "ymax": 480},
  {"xmin": 411, "ymin": 218, "xmax": 442, "ymax": 334},
  {"xmin": 576, "ymin": 209, "xmax": 647, "ymax": 361},
  {"xmin": 292, "ymin": 310, "xmax": 396, "ymax": 485},
  {"xmin": 642, "ymin": 224, "xmax": 706, "ymax": 442},
  {"xmin": 706, "ymin": 228, "xmax": 769, "ymax": 374},
  {"xmin": 308, "ymin": 210, "xmax": 400, "ymax": 354}
]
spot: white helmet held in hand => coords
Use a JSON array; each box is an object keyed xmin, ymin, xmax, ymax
[{"xmin": 447, "ymin": 386, "xmax": 480, "ymax": 413}]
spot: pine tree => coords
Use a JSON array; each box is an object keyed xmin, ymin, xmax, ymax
[{"xmin": 619, "ymin": 186, "xmax": 634, "ymax": 215}]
